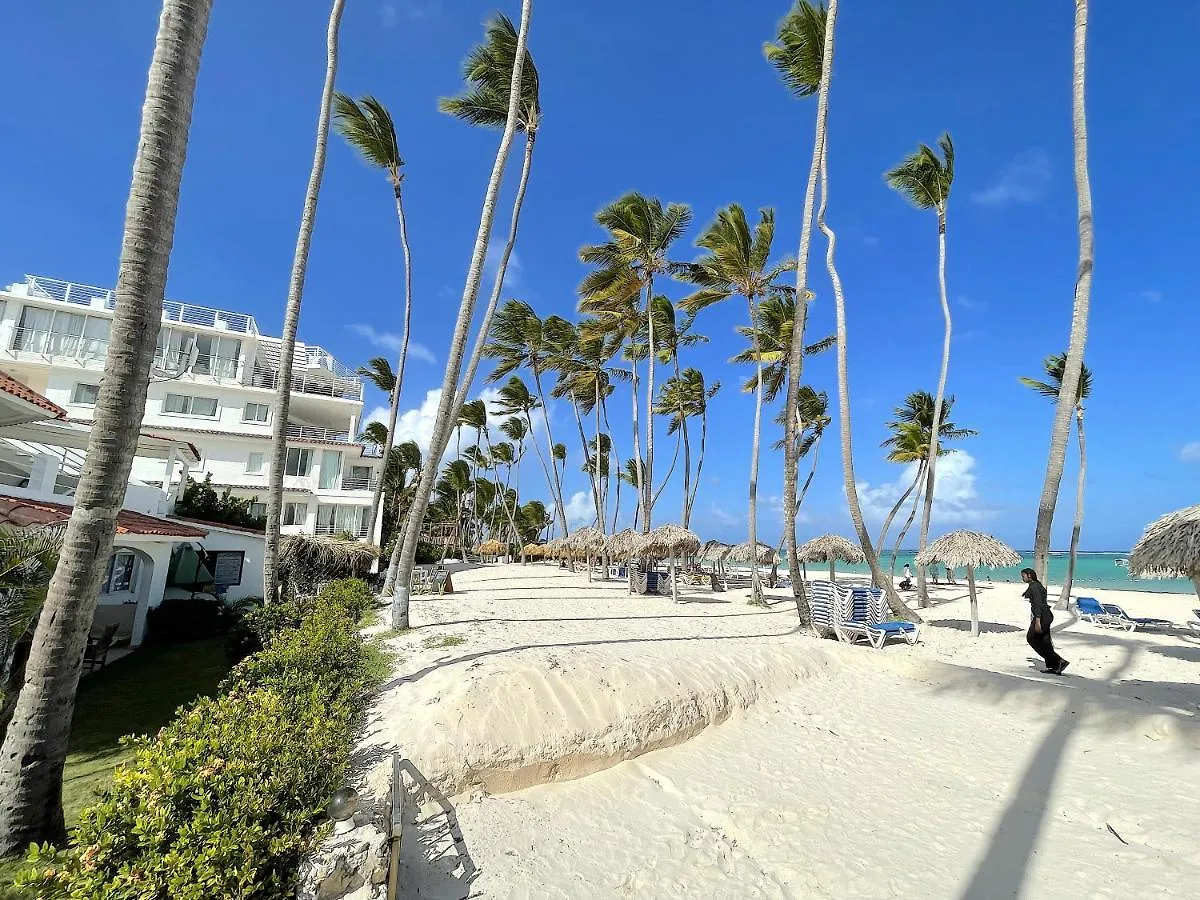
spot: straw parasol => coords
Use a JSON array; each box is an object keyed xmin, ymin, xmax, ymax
[
  {"xmin": 278, "ymin": 535, "xmax": 380, "ymax": 591},
  {"xmin": 605, "ymin": 528, "xmax": 640, "ymax": 561},
  {"xmin": 521, "ymin": 542, "xmax": 544, "ymax": 561},
  {"xmin": 722, "ymin": 541, "xmax": 776, "ymax": 565},
  {"xmin": 1129, "ymin": 504, "xmax": 1200, "ymax": 599},
  {"xmin": 795, "ymin": 534, "xmax": 864, "ymax": 582},
  {"xmin": 476, "ymin": 539, "xmax": 507, "ymax": 558},
  {"xmin": 645, "ymin": 524, "xmax": 701, "ymax": 602},
  {"xmin": 564, "ymin": 526, "xmax": 606, "ymax": 580},
  {"xmin": 915, "ymin": 530, "xmax": 1021, "ymax": 636},
  {"xmin": 699, "ymin": 539, "xmax": 730, "ymax": 563}
]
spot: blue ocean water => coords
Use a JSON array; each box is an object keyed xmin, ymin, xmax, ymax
[{"xmin": 780, "ymin": 551, "xmax": 1195, "ymax": 594}]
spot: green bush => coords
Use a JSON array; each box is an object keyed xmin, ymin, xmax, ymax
[
  {"xmin": 144, "ymin": 595, "xmax": 229, "ymax": 644},
  {"xmin": 18, "ymin": 580, "xmax": 383, "ymax": 899}
]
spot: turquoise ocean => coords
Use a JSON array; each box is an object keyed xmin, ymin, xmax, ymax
[{"xmin": 777, "ymin": 551, "xmax": 1195, "ymax": 595}]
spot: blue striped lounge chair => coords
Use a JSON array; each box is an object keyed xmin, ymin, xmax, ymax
[
  {"xmin": 1100, "ymin": 602, "xmax": 1176, "ymax": 632},
  {"xmin": 807, "ymin": 580, "xmax": 838, "ymax": 638},
  {"xmin": 1190, "ymin": 609, "xmax": 1200, "ymax": 635},
  {"xmin": 833, "ymin": 586, "xmax": 920, "ymax": 650},
  {"xmin": 1075, "ymin": 597, "xmax": 1131, "ymax": 630}
]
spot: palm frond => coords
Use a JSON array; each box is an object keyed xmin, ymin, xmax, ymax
[{"xmin": 763, "ymin": 1, "xmax": 827, "ymax": 98}]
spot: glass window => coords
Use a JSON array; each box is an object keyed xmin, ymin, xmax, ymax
[
  {"xmin": 246, "ymin": 452, "xmax": 264, "ymax": 474},
  {"xmin": 284, "ymin": 448, "xmax": 312, "ymax": 477},
  {"xmin": 163, "ymin": 393, "xmax": 188, "ymax": 414},
  {"xmin": 47, "ymin": 311, "xmax": 85, "ymax": 356},
  {"xmin": 81, "ymin": 318, "xmax": 110, "ymax": 359},
  {"xmin": 249, "ymin": 501, "xmax": 266, "ymax": 519},
  {"xmin": 191, "ymin": 397, "xmax": 218, "ymax": 417},
  {"xmin": 243, "ymin": 402, "xmax": 270, "ymax": 423},
  {"xmin": 104, "ymin": 551, "xmax": 138, "ymax": 594},
  {"xmin": 318, "ymin": 450, "xmax": 342, "ymax": 490},
  {"xmin": 72, "ymin": 383, "xmax": 100, "ymax": 405},
  {"xmin": 162, "ymin": 393, "xmax": 217, "ymax": 416},
  {"xmin": 282, "ymin": 502, "xmax": 307, "ymax": 526},
  {"xmin": 14, "ymin": 307, "xmax": 52, "ymax": 352}
]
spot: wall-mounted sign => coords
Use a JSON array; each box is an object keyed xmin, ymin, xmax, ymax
[{"xmin": 204, "ymin": 550, "xmax": 245, "ymax": 587}]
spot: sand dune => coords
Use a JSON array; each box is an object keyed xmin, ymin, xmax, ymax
[{"xmin": 352, "ymin": 563, "xmax": 1200, "ymax": 899}]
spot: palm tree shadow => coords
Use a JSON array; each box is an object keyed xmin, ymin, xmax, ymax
[{"xmin": 397, "ymin": 758, "xmax": 480, "ymax": 899}]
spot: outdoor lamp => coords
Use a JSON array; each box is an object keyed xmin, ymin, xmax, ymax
[{"xmin": 328, "ymin": 786, "xmax": 360, "ymax": 822}]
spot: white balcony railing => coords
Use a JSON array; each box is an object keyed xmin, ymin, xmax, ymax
[
  {"xmin": 8, "ymin": 327, "xmax": 108, "ymax": 363},
  {"xmin": 339, "ymin": 474, "xmax": 378, "ymax": 491},
  {"xmin": 314, "ymin": 521, "xmax": 370, "ymax": 538},
  {"xmin": 286, "ymin": 422, "xmax": 352, "ymax": 443},
  {"xmin": 20, "ymin": 275, "xmax": 259, "ymax": 335},
  {"xmin": 248, "ymin": 368, "xmax": 363, "ymax": 402}
]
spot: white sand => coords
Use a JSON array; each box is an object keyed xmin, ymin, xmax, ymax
[{"xmin": 357, "ymin": 564, "xmax": 1200, "ymax": 899}]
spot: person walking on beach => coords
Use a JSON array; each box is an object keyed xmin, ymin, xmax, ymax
[
  {"xmin": 1021, "ymin": 568, "xmax": 1069, "ymax": 675},
  {"xmin": 902, "ymin": 563, "xmax": 912, "ymax": 581}
]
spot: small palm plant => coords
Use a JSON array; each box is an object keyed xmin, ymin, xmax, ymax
[
  {"xmin": 1022, "ymin": 354, "xmax": 1093, "ymax": 607},
  {"xmin": 886, "ymin": 132, "xmax": 956, "ymax": 606}
]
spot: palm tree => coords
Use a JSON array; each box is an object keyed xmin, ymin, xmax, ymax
[
  {"xmin": 383, "ymin": 440, "xmax": 422, "ymax": 534},
  {"xmin": 334, "ymin": 96, "xmax": 414, "ymax": 548},
  {"xmin": 386, "ymin": 0, "xmax": 532, "ymax": 625},
  {"xmin": 885, "ymin": 133, "xmax": 955, "ymax": 607},
  {"xmin": 771, "ymin": 385, "xmax": 830, "ymax": 548},
  {"xmin": 1022, "ymin": 354, "xmax": 1093, "ymax": 608},
  {"xmin": 358, "ymin": 419, "xmax": 390, "ymax": 448},
  {"xmin": 809, "ymin": 3, "xmax": 914, "ymax": 623},
  {"xmin": 443, "ymin": 13, "xmax": 542, "ymax": 422},
  {"xmin": 655, "ymin": 368, "xmax": 718, "ymax": 528},
  {"xmin": 0, "ymin": 0, "xmax": 213, "ymax": 854},
  {"xmin": 484, "ymin": 301, "xmax": 571, "ymax": 533},
  {"xmin": 1032, "ymin": 0, "xmax": 1094, "ymax": 583},
  {"xmin": 579, "ymin": 192, "xmax": 692, "ymax": 532},
  {"xmin": 357, "ymin": 356, "xmax": 396, "ymax": 394},
  {"xmin": 492, "ymin": 376, "xmax": 559, "ymax": 531},
  {"xmin": 764, "ymin": 0, "xmax": 829, "ymax": 608},
  {"xmin": 263, "ymin": 0, "xmax": 347, "ymax": 603},
  {"xmin": 458, "ymin": 399, "xmax": 488, "ymax": 553},
  {"xmin": 731, "ymin": 291, "xmax": 834, "ymax": 402},
  {"xmin": 680, "ymin": 204, "xmax": 795, "ymax": 600},
  {"xmin": 618, "ymin": 458, "xmax": 646, "ymax": 530}
]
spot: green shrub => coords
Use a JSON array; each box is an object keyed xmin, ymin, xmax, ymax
[
  {"xmin": 144, "ymin": 596, "xmax": 229, "ymax": 644},
  {"xmin": 18, "ymin": 580, "xmax": 383, "ymax": 899}
]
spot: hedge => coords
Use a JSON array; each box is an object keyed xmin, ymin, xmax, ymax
[{"xmin": 17, "ymin": 579, "xmax": 383, "ymax": 899}]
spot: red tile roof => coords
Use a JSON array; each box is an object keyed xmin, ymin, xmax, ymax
[
  {"xmin": 0, "ymin": 372, "xmax": 66, "ymax": 419},
  {"xmin": 0, "ymin": 495, "xmax": 208, "ymax": 538}
]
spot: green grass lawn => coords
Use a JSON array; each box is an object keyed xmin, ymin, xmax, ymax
[{"xmin": 0, "ymin": 638, "xmax": 232, "ymax": 893}]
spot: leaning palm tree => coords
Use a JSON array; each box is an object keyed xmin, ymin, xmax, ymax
[
  {"xmin": 579, "ymin": 192, "xmax": 692, "ymax": 532},
  {"xmin": 457, "ymin": 400, "xmax": 488, "ymax": 554},
  {"xmin": 810, "ymin": 3, "xmax": 915, "ymax": 623},
  {"xmin": 655, "ymin": 368, "xmax": 719, "ymax": 528},
  {"xmin": 492, "ymin": 376, "xmax": 561, "ymax": 533},
  {"xmin": 358, "ymin": 419, "xmax": 390, "ymax": 448},
  {"xmin": 1022, "ymin": 354, "xmax": 1093, "ymax": 608},
  {"xmin": 334, "ymin": 95, "xmax": 414, "ymax": 548},
  {"xmin": 443, "ymin": 12, "xmax": 542, "ymax": 423},
  {"xmin": 386, "ymin": 0, "xmax": 533, "ymax": 625},
  {"xmin": 885, "ymin": 131, "xmax": 955, "ymax": 607},
  {"xmin": 263, "ymin": 0, "xmax": 347, "ymax": 602},
  {"xmin": 0, "ymin": 0, "xmax": 213, "ymax": 854},
  {"xmin": 356, "ymin": 356, "xmax": 396, "ymax": 395},
  {"xmin": 732, "ymin": 291, "xmax": 834, "ymax": 402},
  {"xmin": 771, "ymin": 385, "xmax": 830, "ymax": 549},
  {"xmin": 1032, "ymin": 0, "xmax": 1095, "ymax": 583},
  {"xmin": 680, "ymin": 204, "xmax": 795, "ymax": 601}
]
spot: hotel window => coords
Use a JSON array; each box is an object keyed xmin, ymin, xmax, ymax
[
  {"xmin": 243, "ymin": 402, "xmax": 270, "ymax": 423},
  {"xmin": 249, "ymin": 501, "xmax": 267, "ymax": 519},
  {"xmin": 14, "ymin": 308, "xmax": 110, "ymax": 358},
  {"xmin": 163, "ymin": 393, "xmax": 218, "ymax": 417},
  {"xmin": 193, "ymin": 334, "xmax": 242, "ymax": 378},
  {"xmin": 282, "ymin": 502, "xmax": 307, "ymax": 526},
  {"xmin": 103, "ymin": 550, "xmax": 138, "ymax": 595},
  {"xmin": 245, "ymin": 452, "xmax": 264, "ymax": 474},
  {"xmin": 284, "ymin": 447, "xmax": 313, "ymax": 477},
  {"xmin": 72, "ymin": 383, "xmax": 100, "ymax": 405}
]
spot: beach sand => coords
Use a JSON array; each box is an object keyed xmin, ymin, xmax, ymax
[{"xmin": 356, "ymin": 564, "xmax": 1200, "ymax": 899}]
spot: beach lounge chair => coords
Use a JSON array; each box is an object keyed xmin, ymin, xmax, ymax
[
  {"xmin": 1100, "ymin": 602, "xmax": 1176, "ymax": 631},
  {"xmin": 807, "ymin": 580, "xmax": 837, "ymax": 638},
  {"xmin": 1075, "ymin": 597, "xmax": 1130, "ymax": 630},
  {"xmin": 832, "ymin": 586, "xmax": 920, "ymax": 650},
  {"xmin": 1188, "ymin": 609, "xmax": 1200, "ymax": 634}
]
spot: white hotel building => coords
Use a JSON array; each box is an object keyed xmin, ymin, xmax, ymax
[{"xmin": 0, "ymin": 274, "xmax": 383, "ymax": 539}]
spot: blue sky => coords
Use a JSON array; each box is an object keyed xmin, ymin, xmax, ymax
[{"xmin": 4, "ymin": 0, "xmax": 1199, "ymax": 550}]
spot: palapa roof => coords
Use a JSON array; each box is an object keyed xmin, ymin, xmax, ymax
[
  {"xmin": 521, "ymin": 542, "xmax": 545, "ymax": 557},
  {"xmin": 476, "ymin": 539, "xmax": 507, "ymax": 555},
  {"xmin": 279, "ymin": 534, "xmax": 380, "ymax": 581},
  {"xmin": 1129, "ymin": 504, "xmax": 1200, "ymax": 578},
  {"xmin": 605, "ymin": 528, "xmax": 640, "ymax": 559},
  {"xmin": 795, "ymin": 534, "xmax": 864, "ymax": 564},
  {"xmin": 913, "ymin": 530, "xmax": 1020, "ymax": 569},
  {"xmin": 563, "ymin": 525, "xmax": 606, "ymax": 552},
  {"xmin": 722, "ymin": 540, "xmax": 776, "ymax": 564},
  {"xmin": 699, "ymin": 539, "xmax": 730, "ymax": 562},
  {"xmin": 644, "ymin": 524, "xmax": 701, "ymax": 556}
]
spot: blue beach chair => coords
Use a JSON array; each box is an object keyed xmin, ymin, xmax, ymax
[
  {"xmin": 1075, "ymin": 597, "xmax": 1129, "ymax": 630},
  {"xmin": 833, "ymin": 585, "xmax": 920, "ymax": 650},
  {"xmin": 1100, "ymin": 602, "xmax": 1176, "ymax": 632}
]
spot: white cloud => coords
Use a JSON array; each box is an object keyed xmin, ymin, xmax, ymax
[
  {"xmin": 862, "ymin": 235, "xmax": 880, "ymax": 248},
  {"xmin": 857, "ymin": 450, "xmax": 992, "ymax": 526},
  {"xmin": 971, "ymin": 149, "xmax": 1051, "ymax": 207},
  {"xmin": 382, "ymin": 0, "xmax": 438, "ymax": 25},
  {"xmin": 707, "ymin": 504, "xmax": 740, "ymax": 527},
  {"xmin": 954, "ymin": 294, "xmax": 985, "ymax": 311},
  {"xmin": 564, "ymin": 491, "xmax": 597, "ymax": 528},
  {"xmin": 380, "ymin": 3, "xmax": 398, "ymax": 27},
  {"xmin": 347, "ymin": 324, "xmax": 436, "ymax": 365},
  {"xmin": 1179, "ymin": 442, "xmax": 1200, "ymax": 463},
  {"xmin": 763, "ymin": 494, "xmax": 811, "ymax": 526},
  {"xmin": 483, "ymin": 245, "xmax": 523, "ymax": 292},
  {"xmin": 1139, "ymin": 289, "xmax": 1163, "ymax": 304}
]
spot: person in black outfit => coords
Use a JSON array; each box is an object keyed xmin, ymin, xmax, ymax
[{"xmin": 1021, "ymin": 568, "xmax": 1069, "ymax": 675}]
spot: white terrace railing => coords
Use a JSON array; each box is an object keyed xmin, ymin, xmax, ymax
[
  {"xmin": 285, "ymin": 422, "xmax": 353, "ymax": 444},
  {"xmin": 19, "ymin": 275, "xmax": 259, "ymax": 335}
]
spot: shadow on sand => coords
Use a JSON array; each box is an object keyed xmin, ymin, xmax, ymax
[{"xmin": 397, "ymin": 758, "xmax": 479, "ymax": 900}]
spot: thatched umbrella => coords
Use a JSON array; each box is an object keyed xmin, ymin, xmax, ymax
[
  {"xmin": 915, "ymin": 530, "xmax": 1021, "ymax": 636},
  {"xmin": 476, "ymin": 539, "xmax": 507, "ymax": 558},
  {"xmin": 521, "ymin": 542, "xmax": 544, "ymax": 561},
  {"xmin": 645, "ymin": 524, "xmax": 701, "ymax": 602},
  {"xmin": 564, "ymin": 526, "xmax": 606, "ymax": 581},
  {"xmin": 699, "ymin": 539, "xmax": 729, "ymax": 563},
  {"xmin": 722, "ymin": 541, "xmax": 776, "ymax": 564},
  {"xmin": 795, "ymin": 534, "xmax": 864, "ymax": 582},
  {"xmin": 1129, "ymin": 504, "xmax": 1200, "ymax": 600},
  {"xmin": 605, "ymin": 528, "xmax": 639, "ymax": 561},
  {"xmin": 279, "ymin": 535, "xmax": 380, "ymax": 595}
]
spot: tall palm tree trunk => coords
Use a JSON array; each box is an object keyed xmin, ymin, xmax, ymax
[
  {"xmin": 604, "ymin": 400, "xmax": 622, "ymax": 533},
  {"xmin": 0, "ymin": 0, "xmax": 213, "ymax": 854},
  {"xmin": 368, "ymin": 186, "xmax": 414, "ymax": 547},
  {"xmin": 629, "ymin": 359, "xmax": 646, "ymax": 528},
  {"xmin": 1057, "ymin": 409, "xmax": 1086, "ymax": 608},
  {"xmin": 747, "ymin": 295, "xmax": 765, "ymax": 601},
  {"xmin": 686, "ymin": 398, "xmax": 709, "ymax": 529},
  {"xmin": 878, "ymin": 462, "xmax": 925, "ymax": 556},
  {"xmin": 818, "ymin": 144, "xmax": 918, "ymax": 624},
  {"xmin": 643, "ymin": 277, "xmax": 656, "ymax": 532},
  {"xmin": 651, "ymin": 424, "xmax": 682, "ymax": 509},
  {"xmin": 915, "ymin": 209, "xmax": 952, "ymax": 608},
  {"xmin": 263, "ymin": 0, "xmax": 346, "ymax": 601},
  {"xmin": 570, "ymin": 398, "xmax": 601, "ymax": 527},
  {"xmin": 389, "ymin": 0, "xmax": 533, "ymax": 628},
  {"xmin": 595, "ymin": 382, "xmax": 605, "ymax": 531},
  {"xmin": 531, "ymin": 366, "xmax": 568, "ymax": 536},
  {"xmin": 778, "ymin": 431, "xmax": 824, "ymax": 559},
  {"xmin": 782, "ymin": 0, "xmax": 835, "ymax": 608},
  {"xmin": 1033, "ymin": 0, "xmax": 1094, "ymax": 581},
  {"xmin": 891, "ymin": 463, "xmax": 926, "ymax": 580}
]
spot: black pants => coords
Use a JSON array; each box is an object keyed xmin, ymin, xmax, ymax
[{"xmin": 1026, "ymin": 621, "xmax": 1063, "ymax": 670}]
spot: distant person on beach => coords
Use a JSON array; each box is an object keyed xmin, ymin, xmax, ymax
[
  {"xmin": 902, "ymin": 564, "xmax": 912, "ymax": 581},
  {"xmin": 946, "ymin": 565, "xmax": 957, "ymax": 584},
  {"xmin": 1021, "ymin": 568, "xmax": 1069, "ymax": 675}
]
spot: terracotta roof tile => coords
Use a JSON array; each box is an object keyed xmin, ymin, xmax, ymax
[
  {"xmin": 0, "ymin": 372, "xmax": 66, "ymax": 419},
  {"xmin": 0, "ymin": 495, "xmax": 208, "ymax": 538}
]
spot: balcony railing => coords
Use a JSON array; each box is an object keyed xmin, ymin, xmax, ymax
[
  {"xmin": 314, "ymin": 521, "xmax": 370, "ymax": 538},
  {"xmin": 153, "ymin": 350, "xmax": 240, "ymax": 380},
  {"xmin": 19, "ymin": 275, "xmax": 259, "ymax": 335},
  {"xmin": 8, "ymin": 328, "xmax": 108, "ymax": 362},
  {"xmin": 286, "ymin": 423, "xmax": 353, "ymax": 443},
  {"xmin": 361, "ymin": 444, "xmax": 385, "ymax": 458},
  {"xmin": 339, "ymin": 474, "xmax": 378, "ymax": 491},
  {"xmin": 249, "ymin": 369, "xmax": 363, "ymax": 402}
]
